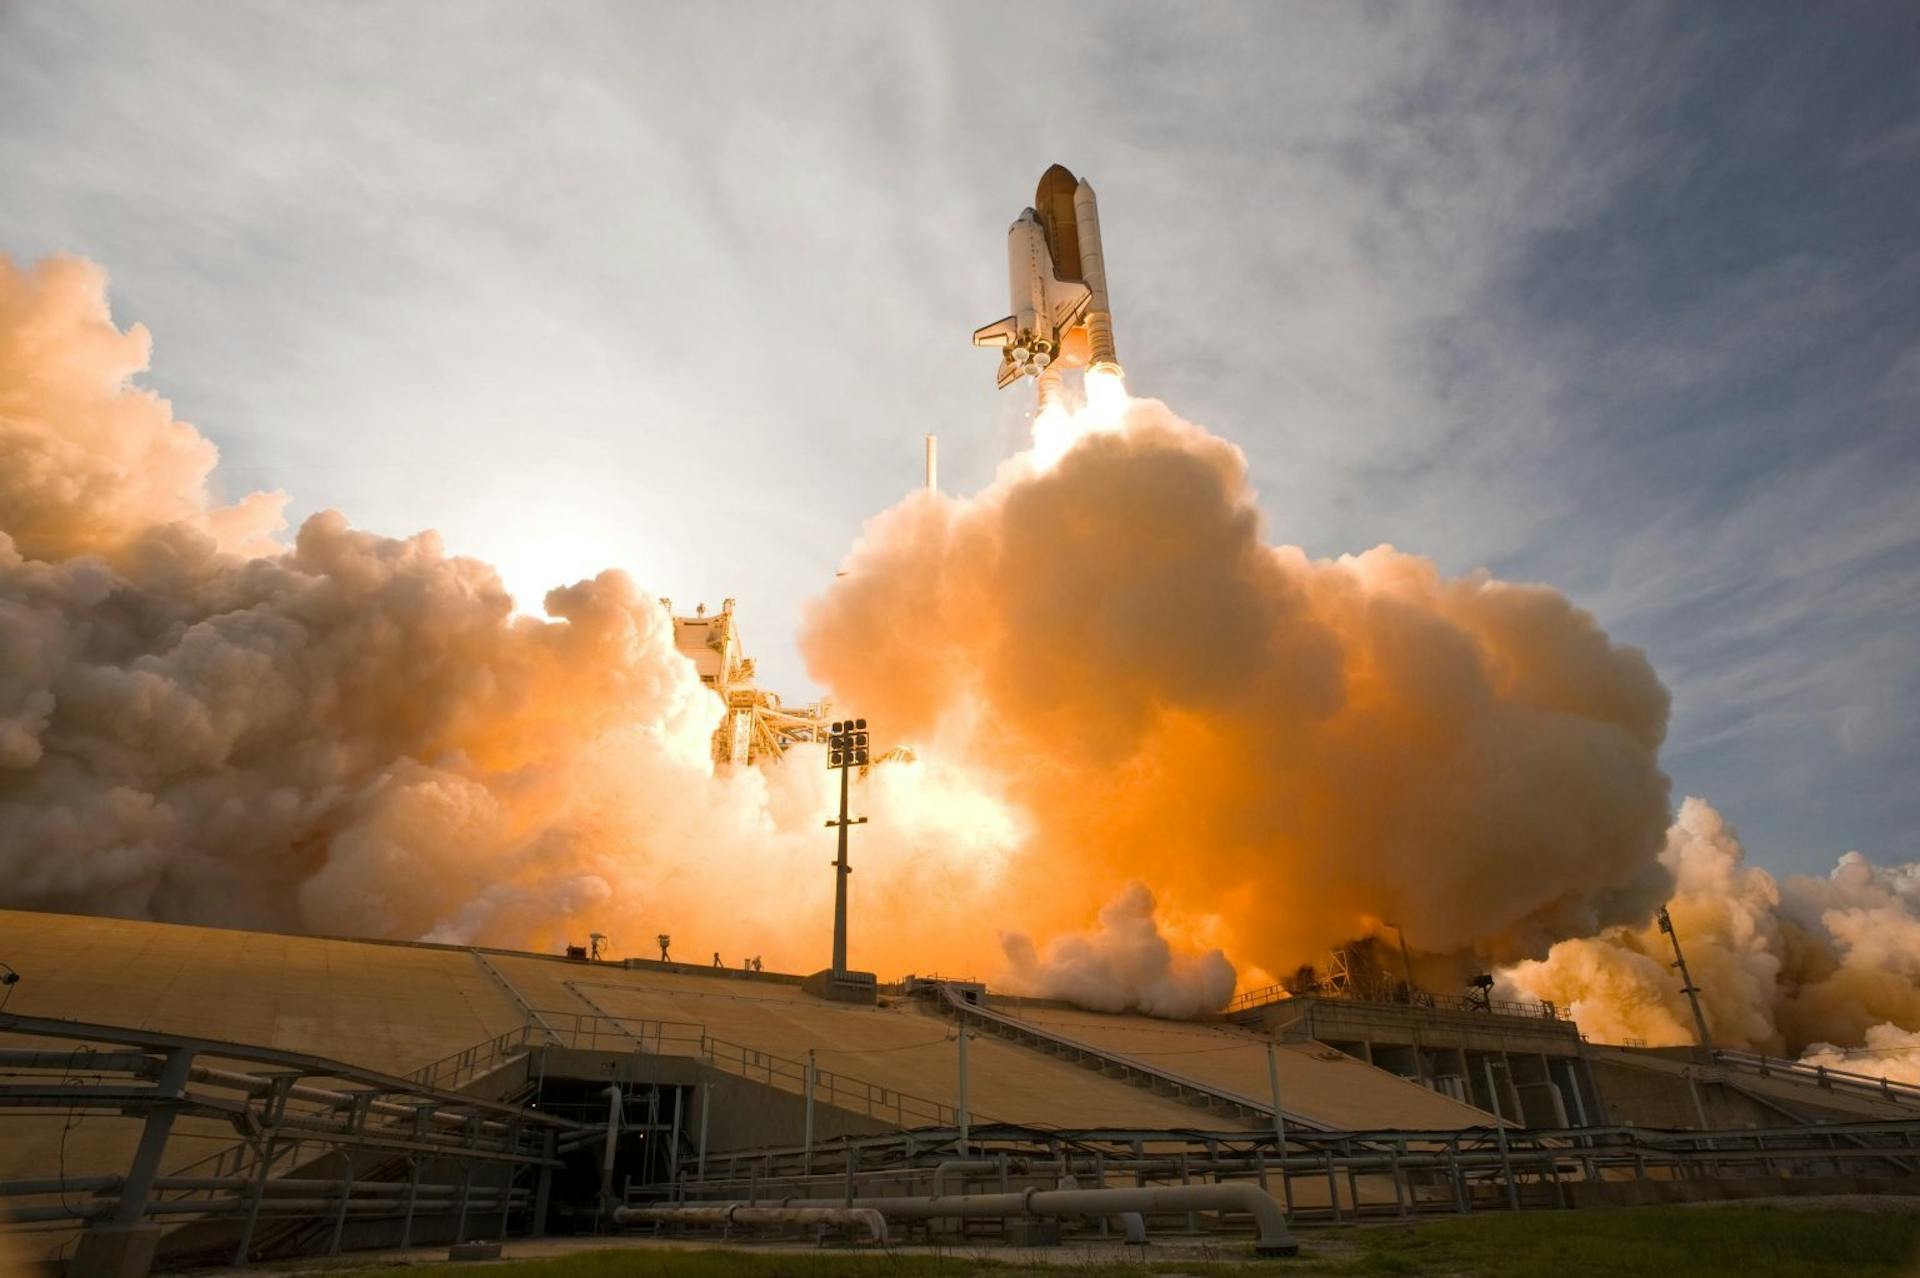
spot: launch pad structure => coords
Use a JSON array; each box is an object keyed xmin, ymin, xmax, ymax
[
  {"xmin": 666, "ymin": 598, "xmax": 829, "ymax": 766},
  {"xmin": 5, "ymin": 909, "xmax": 1920, "ymax": 1277}
]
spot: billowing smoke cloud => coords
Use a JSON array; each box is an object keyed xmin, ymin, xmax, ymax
[
  {"xmin": 0, "ymin": 254, "xmax": 1018, "ymax": 973},
  {"xmin": 8, "ymin": 254, "xmax": 1910, "ymax": 1056},
  {"xmin": 1803, "ymin": 1025, "xmax": 1920, "ymax": 1086},
  {"xmin": 802, "ymin": 393, "xmax": 1675, "ymax": 985},
  {"xmin": 0, "ymin": 256, "xmax": 287, "ymax": 564},
  {"xmin": 1000, "ymin": 881, "xmax": 1236, "ymax": 1018},
  {"xmin": 1503, "ymin": 797, "xmax": 1920, "ymax": 1060}
]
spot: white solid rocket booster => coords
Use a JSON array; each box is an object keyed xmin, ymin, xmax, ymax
[{"xmin": 1072, "ymin": 179, "xmax": 1119, "ymax": 375}]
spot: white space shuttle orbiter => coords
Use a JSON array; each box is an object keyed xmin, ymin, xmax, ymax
[{"xmin": 973, "ymin": 164, "xmax": 1122, "ymax": 409}]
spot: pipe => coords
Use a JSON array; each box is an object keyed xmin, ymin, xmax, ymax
[
  {"xmin": 0, "ymin": 1195, "xmax": 521, "ymax": 1225},
  {"xmin": 956, "ymin": 1029, "xmax": 971, "ymax": 1153},
  {"xmin": 615, "ymin": 1203, "xmax": 888, "ymax": 1245},
  {"xmin": 931, "ymin": 1159, "xmax": 999, "ymax": 1199},
  {"xmin": 1055, "ymin": 1173, "xmax": 1146, "ymax": 1245},
  {"xmin": 0, "ymin": 1051, "xmax": 158, "ymax": 1072},
  {"xmin": 0, "ymin": 1051, "xmax": 524, "ymax": 1138},
  {"xmin": 743, "ymin": 1183, "xmax": 1298, "ymax": 1256}
]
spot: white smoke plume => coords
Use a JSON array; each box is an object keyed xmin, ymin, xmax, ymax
[
  {"xmin": 1000, "ymin": 881, "xmax": 1236, "ymax": 1018},
  {"xmin": 803, "ymin": 389, "xmax": 1675, "ymax": 983},
  {"xmin": 0, "ymin": 254, "xmax": 1018, "ymax": 973},
  {"xmin": 1802, "ymin": 1024, "xmax": 1920, "ymax": 1087},
  {"xmin": 1503, "ymin": 797, "xmax": 1920, "ymax": 1059},
  {"xmin": 7, "ymin": 253, "xmax": 1912, "ymax": 1052}
]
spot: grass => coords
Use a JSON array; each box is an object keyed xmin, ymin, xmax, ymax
[
  {"xmin": 1310, "ymin": 1206, "xmax": 1920, "ymax": 1277},
  {"xmin": 338, "ymin": 1206, "xmax": 1920, "ymax": 1278}
]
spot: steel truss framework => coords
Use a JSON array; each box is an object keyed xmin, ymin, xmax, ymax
[{"xmin": 0, "ymin": 1012, "xmax": 588, "ymax": 1267}]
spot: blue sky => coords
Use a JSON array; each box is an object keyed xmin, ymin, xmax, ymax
[{"xmin": 2, "ymin": 3, "xmax": 1914, "ymax": 878}]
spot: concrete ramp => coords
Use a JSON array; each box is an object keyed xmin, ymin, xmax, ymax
[
  {"xmin": 0, "ymin": 909, "xmax": 526, "ymax": 1074},
  {"xmin": 486, "ymin": 954, "xmax": 1256, "ymax": 1132},
  {"xmin": 973, "ymin": 999, "xmax": 1505, "ymax": 1131}
]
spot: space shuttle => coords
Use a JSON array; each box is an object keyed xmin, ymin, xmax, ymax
[{"xmin": 973, "ymin": 164, "xmax": 1122, "ymax": 409}]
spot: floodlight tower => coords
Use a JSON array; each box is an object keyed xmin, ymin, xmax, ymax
[{"xmin": 825, "ymin": 718, "xmax": 870, "ymax": 974}]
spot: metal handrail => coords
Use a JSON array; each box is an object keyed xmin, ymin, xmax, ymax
[
  {"xmin": 527, "ymin": 1008, "xmax": 968, "ymax": 1129},
  {"xmin": 1713, "ymin": 1049, "xmax": 1920, "ymax": 1107},
  {"xmin": 406, "ymin": 1024, "xmax": 540, "ymax": 1092},
  {"xmin": 928, "ymin": 985, "xmax": 1335, "ymax": 1132}
]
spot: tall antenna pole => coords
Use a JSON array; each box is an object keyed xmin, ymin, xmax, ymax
[
  {"xmin": 925, "ymin": 435, "xmax": 938, "ymax": 493},
  {"xmin": 1658, "ymin": 905, "xmax": 1714, "ymax": 1053}
]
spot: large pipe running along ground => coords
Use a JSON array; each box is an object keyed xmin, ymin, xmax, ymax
[
  {"xmin": 715, "ymin": 1184, "xmax": 1298, "ymax": 1256},
  {"xmin": 923, "ymin": 1161, "xmax": 1146, "ymax": 1244},
  {"xmin": 614, "ymin": 1204, "xmax": 888, "ymax": 1245}
]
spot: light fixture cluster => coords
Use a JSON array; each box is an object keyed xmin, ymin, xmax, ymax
[{"xmin": 827, "ymin": 719, "xmax": 869, "ymax": 769}]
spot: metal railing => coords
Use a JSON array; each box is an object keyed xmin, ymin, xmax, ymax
[
  {"xmin": 407, "ymin": 1024, "xmax": 542, "ymax": 1093},
  {"xmin": 1714, "ymin": 1049, "xmax": 1920, "ymax": 1108},
  {"xmin": 1225, "ymin": 984, "xmax": 1569, "ymax": 1021},
  {"xmin": 924, "ymin": 984, "xmax": 1333, "ymax": 1131},
  {"xmin": 660, "ymin": 1115, "xmax": 1920, "ymax": 1236},
  {"xmin": 530, "ymin": 1008, "xmax": 968, "ymax": 1129}
]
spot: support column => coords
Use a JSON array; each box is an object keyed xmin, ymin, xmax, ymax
[
  {"xmin": 401, "ymin": 1155, "xmax": 423, "ymax": 1248},
  {"xmin": 533, "ymin": 1131, "xmax": 554, "ymax": 1237},
  {"xmin": 67, "ymin": 1050, "xmax": 182, "ymax": 1271},
  {"xmin": 803, "ymin": 1052, "xmax": 817, "ymax": 1175},
  {"xmin": 1265, "ymin": 1041, "xmax": 1293, "ymax": 1216},
  {"xmin": 327, "ymin": 1151, "xmax": 355, "ymax": 1256},
  {"xmin": 111, "ymin": 1048, "xmax": 195, "ymax": 1228},
  {"xmin": 956, "ymin": 1030, "xmax": 971, "ymax": 1154},
  {"xmin": 233, "ymin": 1075, "xmax": 296, "ymax": 1267},
  {"xmin": 455, "ymin": 1164, "xmax": 474, "ymax": 1243},
  {"xmin": 1484, "ymin": 1060, "xmax": 1520, "ymax": 1211},
  {"xmin": 696, "ymin": 1080, "xmax": 711, "ymax": 1183},
  {"xmin": 668, "ymin": 1088, "xmax": 684, "ymax": 1193}
]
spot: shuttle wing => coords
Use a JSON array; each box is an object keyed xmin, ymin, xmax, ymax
[
  {"xmin": 1050, "ymin": 281, "xmax": 1092, "ymax": 330},
  {"xmin": 973, "ymin": 316, "xmax": 1017, "ymax": 348}
]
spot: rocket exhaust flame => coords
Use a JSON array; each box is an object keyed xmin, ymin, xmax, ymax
[{"xmin": 3, "ymin": 251, "xmax": 1917, "ymax": 1060}]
